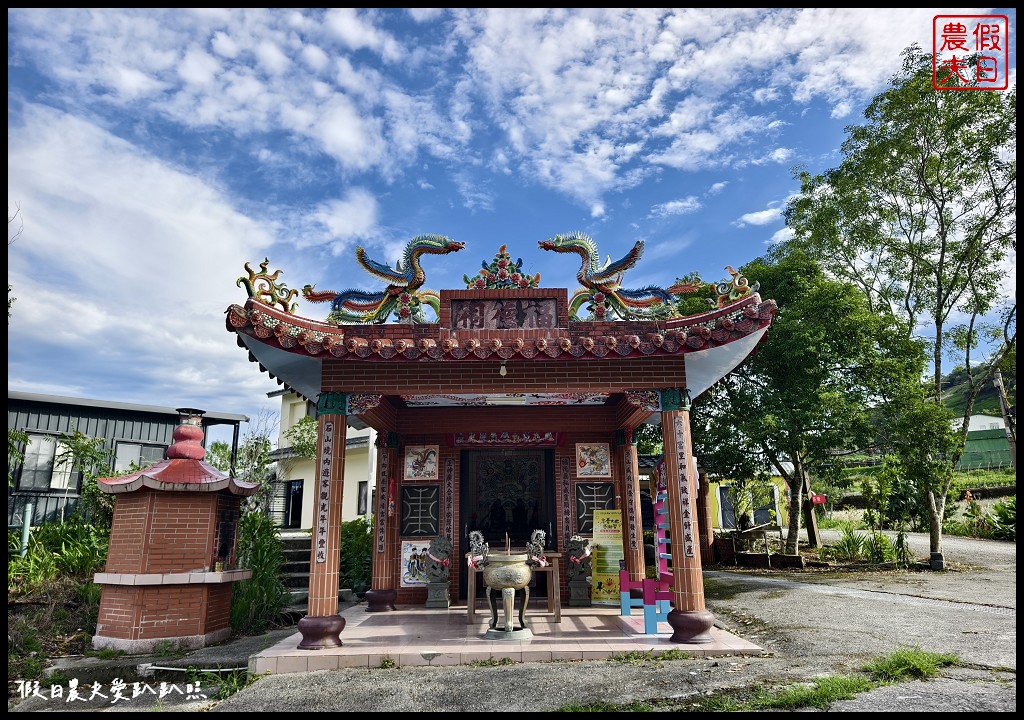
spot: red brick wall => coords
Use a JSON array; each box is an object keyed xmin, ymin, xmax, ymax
[
  {"xmin": 323, "ymin": 356, "xmax": 685, "ymax": 395},
  {"xmin": 105, "ymin": 490, "xmax": 217, "ymax": 574},
  {"xmin": 323, "ymin": 349, "xmax": 685, "ymax": 604},
  {"xmin": 95, "ymin": 584, "xmax": 232, "ymax": 640},
  {"xmin": 104, "ymin": 493, "xmax": 153, "ymax": 574}
]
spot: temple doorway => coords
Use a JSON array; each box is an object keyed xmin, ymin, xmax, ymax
[{"xmin": 459, "ymin": 448, "xmax": 555, "ymax": 600}]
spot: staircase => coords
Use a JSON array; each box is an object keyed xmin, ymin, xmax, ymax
[
  {"xmin": 279, "ymin": 530, "xmax": 312, "ymax": 620},
  {"xmin": 277, "ymin": 530, "xmax": 356, "ymax": 622}
]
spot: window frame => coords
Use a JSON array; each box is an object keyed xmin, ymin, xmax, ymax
[
  {"xmin": 113, "ymin": 441, "xmax": 167, "ymax": 473},
  {"xmin": 16, "ymin": 431, "xmax": 78, "ymax": 492}
]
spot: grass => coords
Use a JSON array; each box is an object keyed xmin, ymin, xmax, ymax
[
  {"xmin": 607, "ymin": 649, "xmax": 691, "ymax": 665},
  {"xmin": 862, "ymin": 645, "xmax": 958, "ymax": 683},
  {"xmin": 556, "ymin": 646, "xmax": 960, "ymax": 712},
  {"xmin": 467, "ymin": 657, "xmax": 518, "ymax": 667},
  {"xmin": 952, "ymin": 466, "xmax": 1016, "ymax": 489},
  {"xmin": 87, "ymin": 648, "xmax": 126, "ymax": 660},
  {"xmin": 186, "ymin": 667, "xmax": 265, "ymax": 701}
]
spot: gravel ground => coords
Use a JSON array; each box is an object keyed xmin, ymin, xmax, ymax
[{"xmin": 11, "ymin": 531, "xmax": 1015, "ymax": 713}]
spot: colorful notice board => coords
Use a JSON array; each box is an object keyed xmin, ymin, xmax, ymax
[{"xmin": 591, "ymin": 509, "xmax": 624, "ymax": 605}]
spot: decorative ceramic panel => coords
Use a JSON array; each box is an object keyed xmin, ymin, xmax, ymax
[
  {"xmin": 403, "ymin": 445, "xmax": 439, "ymax": 480},
  {"xmin": 576, "ymin": 442, "xmax": 612, "ymax": 478}
]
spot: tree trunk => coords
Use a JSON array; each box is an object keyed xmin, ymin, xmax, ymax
[
  {"xmin": 927, "ymin": 490, "xmax": 945, "ymax": 570},
  {"xmin": 800, "ymin": 472, "xmax": 821, "ymax": 548},
  {"xmin": 784, "ymin": 456, "xmax": 806, "ymax": 555}
]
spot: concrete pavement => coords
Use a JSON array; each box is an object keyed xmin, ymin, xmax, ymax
[{"xmin": 10, "ymin": 531, "xmax": 1015, "ymax": 712}]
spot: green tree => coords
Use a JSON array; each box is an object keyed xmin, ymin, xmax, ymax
[
  {"xmin": 8, "ymin": 429, "xmax": 28, "ymax": 488},
  {"xmin": 283, "ymin": 415, "xmax": 318, "ymax": 460},
  {"xmin": 633, "ymin": 424, "xmax": 663, "ymax": 456},
  {"xmin": 229, "ymin": 409, "xmax": 287, "ymax": 634},
  {"xmin": 690, "ymin": 250, "xmax": 925, "ymax": 554},
  {"xmin": 205, "ymin": 440, "xmax": 232, "ymax": 473},
  {"xmin": 234, "ymin": 408, "xmax": 278, "ymax": 511},
  {"xmin": 56, "ymin": 430, "xmax": 114, "ymax": 529},
  {"xmin": 784, "ymin": 44, "xmax": 1016, "ymax": 567}
]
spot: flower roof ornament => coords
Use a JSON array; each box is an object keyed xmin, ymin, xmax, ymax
[
  {"xmin": 237, "ymin": 258, "xmax": 300, "ymax": 314},
  {"xmin": 301, "ymin": 234, "xmax": 464, "ymax": 324},
  {"xmin": 714, "ymin": 266, "xmax": 760, "ymax": 308},
  {"xmin": 464, "ymin": 244, "xmax": 541, "ymax": 290},
  {"xmin": 537, "ymin": 231, "xmax": 704, "ymax": 321}
]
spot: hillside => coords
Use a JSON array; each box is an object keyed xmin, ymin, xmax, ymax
[{"xmin": 940, "ymin": 370, "xmax": 1015, "ymax": 419}]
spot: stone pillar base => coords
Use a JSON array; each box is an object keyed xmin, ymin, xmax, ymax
[
  {"xmin": 568, "ymin": 580, "xmax": 591, "ymax": 607},
  {"xmin": 296, "ymin": 614, "xmax": 346, "ymax": 649},
  {"xmin": 364, "ymin": 587, "xmax": 398, "ymax": 612},
  {"xmin": 666, "ymin": 608, "xmax": 715, "ymax": 644},
  {"xmin": 425, "ymin": 582, "xmax": 450, "ymax": 608}
]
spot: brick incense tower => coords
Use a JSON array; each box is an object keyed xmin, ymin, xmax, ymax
[{"xmin": 92, "ymin": 408, "xmax": 258, "ymax": 653}]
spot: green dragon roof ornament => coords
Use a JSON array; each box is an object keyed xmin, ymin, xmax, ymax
[
  {"xmin": 538, "ymin": 232, "xmax": 703, "ymax": 321},
  {"xmin": 301, "ymin": 234, "xmax": 464, "ymax": 324}
]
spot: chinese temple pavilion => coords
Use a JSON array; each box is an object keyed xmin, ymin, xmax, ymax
[{"xmin": 225, "ymin": 233, "xmax": 777, "ymax": 648}]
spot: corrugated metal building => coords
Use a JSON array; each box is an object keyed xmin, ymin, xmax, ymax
[{"xmin": 7, "ymin": 392, "xmax": 248, "ymax": 525}]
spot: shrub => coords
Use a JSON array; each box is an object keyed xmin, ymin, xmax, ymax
[
  {"xmin": 864, "ymin": 532, "xmax": 896, "ymax": 564},
  {"xmin": 821, "ymin": 524, "xmax": 868, "ymax": 563},
  {"xmin": 231, "ymin": 511, "xmax": 287, "ymax": 635},
  {"xmin": 339, "ymin": 516, "xmax": 373, "ymax": 594},
  {"xmin": 988, "ymin": 496, "xmax": 1016, "ymax": 541},
  {"xmin": 8, "ymin": 519, "xmax": 108, "ymax": 594}
]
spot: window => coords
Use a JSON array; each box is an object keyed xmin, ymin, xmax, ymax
[
  {"xmin": 114, "ymin": 442, "xmax": 166, "ymax": 473},
  {"xmin": 18, "ymin": 433, "xmax": 76, "ymax": 491},
  {"xmin": 357, "ymin": 481, "xmax": 368, "ymax": 516}
]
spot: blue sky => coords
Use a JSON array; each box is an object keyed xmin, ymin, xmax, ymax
[{"xmin": 7, "ymin": 8, "xmax": 1017, "ymax": 445}]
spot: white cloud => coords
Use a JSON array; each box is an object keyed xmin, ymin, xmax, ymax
[
  {"xmin": 768, "ymin": 227, "xmax": 795, "ymax": 244},
  {"xmin": 308, "ymin": 188, "xmax": 381, "ymax": 251},
  {"xmin": 7, "ymin": 105, "xmax": 282, "ymax": 415},
  {"xmin": 736, "ymin": 207, "xmax": 783, "ymax": 226},
  {"xmin": 649, "ymin": 196, "xmax": 702, "ymax": 218},
  {"xmin": 323, "ymin": 8, "xmax": 405, "ymax": 63},
  {"xmin": 178, "ymin": 48, "xmax": 221, "ymax": 86}
]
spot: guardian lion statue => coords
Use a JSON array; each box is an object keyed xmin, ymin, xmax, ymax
[{"xmin": 425, "ymin": 535, "xmax": 453, "ymax": 583}]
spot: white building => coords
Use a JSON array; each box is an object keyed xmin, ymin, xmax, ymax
[
  {"xmin": 958, "ymin": 414, "xmax": 1006, "ymax": 432},
  {"xmin": 269, "ymin": 390, "xmax": 376, "ymax": 529}
]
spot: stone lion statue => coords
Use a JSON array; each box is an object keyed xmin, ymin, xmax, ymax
[
  {"xmin": 425, "ymin": 535, "xmax": 453, "ymax": 583},
  {"xmin": 566, "ymin": 534, "xmax": 593, "ymax": 582}
]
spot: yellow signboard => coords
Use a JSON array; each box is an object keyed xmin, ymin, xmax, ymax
[{"xmin": 591, "ymin": 509, "xmax": 624, "ymax": 605}]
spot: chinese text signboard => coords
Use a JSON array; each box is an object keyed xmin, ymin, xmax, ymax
[
  {"xmin": 933, "ymin": 15, "xmax": 1010, "ymax": 91},
  {"xmin": 591, "ymin": 509, "xmax": 624, "ymax": 605}
]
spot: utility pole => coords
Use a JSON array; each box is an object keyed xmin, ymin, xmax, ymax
[{"xmin": 992, "ymin": 368, "xmax": 1016, "ymax": 469}]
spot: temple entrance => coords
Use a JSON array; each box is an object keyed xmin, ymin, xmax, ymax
[{"xmin": 459, "ymin": 448, "xmax": 555, "ymax": 601}]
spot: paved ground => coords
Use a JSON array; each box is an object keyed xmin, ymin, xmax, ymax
[{"xmin": 10, "ymin": 531, "xmax": 1016, "ymax": 712}]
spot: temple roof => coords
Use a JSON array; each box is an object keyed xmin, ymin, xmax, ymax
[
  {"xmin": 97, "ymin": 458, "xmax": 259, "ymax": 495},
  {"xmin": 224, "ymin": 289, "xmax": 777, "ymax": 404},
  {"xmin": 96, "ymin": 408, "xmax": 259, "ymax": 496}
]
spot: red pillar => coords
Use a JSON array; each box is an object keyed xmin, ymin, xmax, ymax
[
  {"xmin": 658, "ymin": 388, "xmax": 715, "ymax": 643},
  {"xmin": 366, "ymin": 432, "xmax": 399, "ymax": 611},
  {"xmin": 615, "ymin": 428, "xmax": 645, "ymax": 586},
  {"xmin": 297, "ymin": 392, "xmax": 349, "ymax": 648}
]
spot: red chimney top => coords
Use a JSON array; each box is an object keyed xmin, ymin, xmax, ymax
[{"xmin": 166, "ymin": 408, "xmax": 207, "ymax": 460}]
